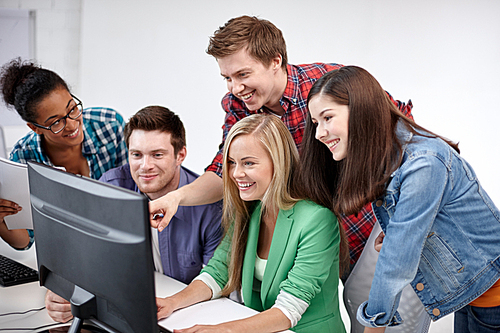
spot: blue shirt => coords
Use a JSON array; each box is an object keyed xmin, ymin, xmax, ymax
[
  {"xmin": 9, "ymin": 107, "xmax": 128, "ymax": 250},
  {"xmin": 99, "ymin": 164, "xmax": 223, "ymax": 284},
  {"xmin": 357, "ymin": 122, "xmax": 500, "ymax": 328},
  {"xmin": 9, "ymin": 107, "xmax": 128, "ymax": 180}
]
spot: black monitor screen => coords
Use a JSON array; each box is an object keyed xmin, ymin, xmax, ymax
[{"xmin": 28, "ymin": 162, "xmax": 157, "ymax": 333}]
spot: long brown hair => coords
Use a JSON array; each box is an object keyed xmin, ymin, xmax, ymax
[
  {"xmin": 220, "ymin": 114, "xmax": 301, "ymax": 296},
  {"xmin": 301, "ymin": 66, "xmax": 459, "ymax": 216}
]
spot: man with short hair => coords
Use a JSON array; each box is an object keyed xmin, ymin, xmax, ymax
[{"xmin": 46, "ymin": 105, "xmax": 222, "ymax": 322}]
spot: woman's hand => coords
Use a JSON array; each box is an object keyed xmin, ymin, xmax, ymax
[
  {"xmin": 374, "ymin": 231, "xmax": 385, "ymax": 252},
  {"xmin": 0, "ymin": 199, "xmax": 29, "ymax": 249},
  {"xmin": 0, "ymin": 198, "xmax": 22, "ymax": 221},
  {"xmin": 157, "ymin": 296, "xmax": 178, "ymax": 320},
  {"xmin": 364, "ymin": 327, "xmax": 386, "ymax": 333},
  {"xmin": 173, "ymin": 322, "xmax": 235, "ymax": 333}
]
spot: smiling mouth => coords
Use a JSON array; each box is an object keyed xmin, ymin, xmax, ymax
[
  {"xmin": 64, "ymin": 128, "xmax": 79, "ymax": 138},
  {"xmin": 239, "ymin": 91, "xmax": 255, "ymax": 101},
  {"xmin": 237, "ymin": 182, "xmax": 255, "ymax": 190},
  {"xmin": 325, "ymin": 139, "xmax": 340, "ymax": 151},
  {"xmin": 140, "ymin": 174, "xmax": 158, "ymax": 180}
]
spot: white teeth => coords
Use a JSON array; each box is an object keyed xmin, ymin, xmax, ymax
[
  {"xmin": 66, "ymin": 128, "xmax": 78, "ymax": 137},
  {"xmin": 326, "ymin": 139, "xmax": 340, "ymax": 149},
  {"xmin": 240, "ymin": 91, "xmax": 254, "ymax": 100},
  {"xmin": 238, "ymin": 182, "xmax": 254, "ymax": 188}
]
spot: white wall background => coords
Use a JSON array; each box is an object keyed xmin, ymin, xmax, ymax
[
  {"xmin": 1, "ymin": 0, "xmax": 498, "ymax": 207},
  {"xmin": 3, "ymin": 1, "xmax": 499, "ymax": 331},
  {"xmin": 77, "ymin": 0, "xmax": 500, "ymax": 207}
]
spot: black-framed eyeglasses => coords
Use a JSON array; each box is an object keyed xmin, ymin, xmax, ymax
[{"xmin": 31, "ymin": 95, "xmax": 83, "ymax": 134}]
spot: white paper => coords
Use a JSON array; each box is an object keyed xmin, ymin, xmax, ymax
[
  {"xmin": 158, "ymin": 298, "xmax": 258, "ymax": 330},
  {"xmin": 0, "ymin": 157, "xmax": 32, "ymax": 229}
]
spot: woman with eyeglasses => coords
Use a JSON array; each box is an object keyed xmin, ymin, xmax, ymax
[{"xmin": 0, "ymin": 58, "xmax": 128, "ymax": 250}]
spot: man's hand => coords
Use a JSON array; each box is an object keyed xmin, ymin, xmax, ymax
[
  {"xmin": 149, "ymin": 191, "xmax": 181, "ymax": 232},
  {"xmin": 45, "ymin": 290, "xmax": 73, "ymax": 323},
  {"xmin": 374, "ymin": 231, "xmax": 385, "ymax": 253}
]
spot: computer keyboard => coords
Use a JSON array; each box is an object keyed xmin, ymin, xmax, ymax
[{"xmin": 0, "ymin": 254, "xmax": 39, "ymax": 287}]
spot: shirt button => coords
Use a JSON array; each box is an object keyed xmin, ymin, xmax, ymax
[
  {"xmin": 375, "ymin": 200, "xmax": 383, "ymax": 207},
  {"xmin": 416, "ymin": 283, "xmax": 425, "ymax": 291},
  {"xmin": 432, "ymin": 308, "xmax": 441, "ymax": 316}
]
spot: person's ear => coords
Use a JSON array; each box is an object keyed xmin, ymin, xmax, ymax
[
  {"xmin": 272, "ymin": 55, "xmax": 283, "ymax": 71},
  {"xmin": 27, "ymin": 123, "xmax": 43, "ymax": 135},
  {"xmin": 176, "ymin": 146, "xmax": 187, "ymax": 166}
]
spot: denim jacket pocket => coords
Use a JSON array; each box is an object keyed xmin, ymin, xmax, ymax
[
  {"xmin": 374, "ymin": 192, "xmax": 397, "ymax": 230},
  {"xmin": 420, "ymin": 232, "xmax": 463, "ymax": 293}
]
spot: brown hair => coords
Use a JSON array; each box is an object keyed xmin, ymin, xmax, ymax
[
  {"xmin": 206, "ymin": 15, "xmax": 288, "ymax": 71},
  {"xmin": 300, "ymin": 66, "xmax": 459, "ymax": 217},
  {"xmin": 124, "ymin": 106, "xmax": 186, "ymax": 155}
]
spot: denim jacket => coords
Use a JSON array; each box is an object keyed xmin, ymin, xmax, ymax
[{"xmin": 357, "ymin": 122, "xmax": 500, "ymax": 328}]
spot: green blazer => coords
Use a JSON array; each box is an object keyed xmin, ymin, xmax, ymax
[{"xmin": 202, "ymin": 200, "xmax": 346, "ymax": 333}]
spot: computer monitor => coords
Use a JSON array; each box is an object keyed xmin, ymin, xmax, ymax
[{"xmin": 27, "ymin": 162, "xmax": 157, "ymax": 333}]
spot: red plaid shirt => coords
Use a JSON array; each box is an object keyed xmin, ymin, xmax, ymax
[{"xmin": 206, "ymin": 62, "xmax": 413, "ymax": 266}]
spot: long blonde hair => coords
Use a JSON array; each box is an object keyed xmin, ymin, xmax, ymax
[{"xmin": 221, "ymin": 114, "xmax": 301, "ymax": 296}]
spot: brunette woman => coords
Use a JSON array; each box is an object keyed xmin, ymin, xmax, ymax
[
  {"xmin": 301, "ymin": 65, "xmax": 500, "ymax": 333},
  {"xmin": 0, "ymin": 58, "xmax": 127, "ymax": 249}
]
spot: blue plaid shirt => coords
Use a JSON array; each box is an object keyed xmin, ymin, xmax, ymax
[
  {"xmin": 10, "ymin": 107, "xmax": 128, "ymax": 179},
  {"xmin": 9, "ymin": 107, "xmax": 128, "ymax": 249}
]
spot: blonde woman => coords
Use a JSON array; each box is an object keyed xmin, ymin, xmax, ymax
[{"xmin": 156, "ymin": 114, "xmax": 346, "ymax": 332}]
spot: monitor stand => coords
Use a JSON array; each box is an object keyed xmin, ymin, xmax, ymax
[{"xmin": 68, "ymin": 286, "xmax": 97, "ymax": 333}]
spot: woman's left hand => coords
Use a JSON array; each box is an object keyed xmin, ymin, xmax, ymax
[
  {"xmin": 374, "ymin": 231, "xmax": 385, "ymax": 252},
  {"xmin": 174, "ymin": 323, "xmax": 234, "ymax": 333}
]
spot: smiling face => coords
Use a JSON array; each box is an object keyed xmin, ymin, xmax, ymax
[
  {"xmin": 128, "ymin": 130, "xmax": 186, "ymax": 200},
  {"xmin": 28, "ymin": 87, "xmax": 84, "ymax": 149},
  {"xmin": 217, "ymin": 48, "xmax": 286, "ymax": 114},
  {"xmin": 228, "ymin": 134, "xmax": 274, "ymax": 202},
  {"xmin": 308, "ymin": 94, "xmax": 350, "ymax": 161}
]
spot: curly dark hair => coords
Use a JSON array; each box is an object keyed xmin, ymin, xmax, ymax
[{"xmin": 0, "ymin": 57, "xmax": 69, "ymax": 122}]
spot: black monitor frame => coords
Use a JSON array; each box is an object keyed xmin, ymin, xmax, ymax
[{"xmin": 28, "ymin": 162, "xmax": 157, "ymax": 333}]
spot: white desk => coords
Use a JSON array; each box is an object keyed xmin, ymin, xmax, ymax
[{"xmin": 0, "ymin": 242, "xmax": 291, "ymax": 332}]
